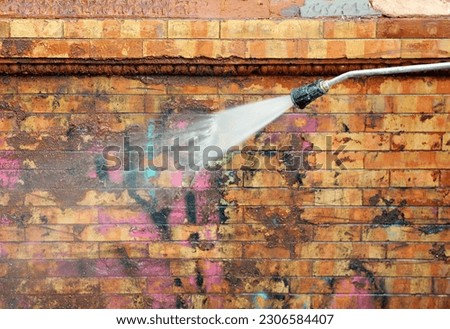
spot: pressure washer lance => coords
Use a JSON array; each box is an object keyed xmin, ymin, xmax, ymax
[{"xmin": 290, "ymin": 62, "xmax": 450, "ymax": 109}]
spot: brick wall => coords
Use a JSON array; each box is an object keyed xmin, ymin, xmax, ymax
[{"xmin": 0, "ymin": 7, "xmax": 449, "ymax": 309}]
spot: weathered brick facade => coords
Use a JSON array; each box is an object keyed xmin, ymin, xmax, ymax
[{"xmin": 0, "ymin": 0, "xmax": 449, "ymax": 309}]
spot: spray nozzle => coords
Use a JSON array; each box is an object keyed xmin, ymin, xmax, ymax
[{"xmin": 290, "ymin": 80, "xmax": 329, "ymax": 109}]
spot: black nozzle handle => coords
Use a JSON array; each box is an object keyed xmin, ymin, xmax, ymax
[{"xmin": 290, "ymin": 80, "xmax": 328, "ymax": 109}]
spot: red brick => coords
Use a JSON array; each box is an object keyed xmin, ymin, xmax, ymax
[
  {"xmin": 290, "ymin": 277, "xmax": 333, "ymax": 294},
  {"xmin": 387, "ymin": 296, "xmax": 449, "ymax": 308},
  {"xmin": 220, "ymin": 1, "xmax": 271, "ymax": 19},
  {"xmin": 366, "ymin": 77, "xmax": 441, "ymax": 95},
  {"xmin": 0, "ymin": 227, "xmax": 25, "ymax": 242},
  {"xmin": 100, "ymin": 278, "xmax": 146, "ymax": 294},
  {"xmin": 312, "ymin": 260, "xmax": 355, "ymax": 276},
  {"xmin": 366, "ymin": 114, "xmax": 450, "ymax": 132},
  {"xmin": 303, "ymin": 170, "xmax": 389, "ymax": 188},
  {"xmin": 99, "ymin": 242, "xmax": 148, "ymax": 258},
  {"xmin": 387, "ymin": 243, "xmax": 447, "ymax": 260},
  {"xmin": 433, "ymin": 278, "xmax": 450, "ymax": 294},
  {"xmin": 304, "ymin": 133, "xmax": 390, "ymax": 151},
  {"xmin": 362, "ymin": 261, "xmax": 449, "ymax": 277},
  {"xmin": 255, "ymin": 260, "xmax": 312, "ymax": 276},
  {"xmin": 441, "ymin": 171, "xmax": 450, "ymax": 187},
  {"xmin": 0, "ymin": 242, "xmax": 98, "ymax": 259},
  {"xmin": 149, "ymin": 242, "xmax": 242, "ymax": 259}
]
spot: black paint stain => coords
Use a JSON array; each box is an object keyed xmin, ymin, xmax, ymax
[
  {"xmin": 174, "ymin": 278, "xmax": 183, "ymax": 287},
  {"xmin": 342, "ymin": 123, "xmax": 350, "ymax": 132},
  {"xmin": 349, "ymin": 259, "xmax": 376, "ymax": 285},
  {"xmin": 372, "ymin": 200, "xmax": 409, "ymax": 227},
  {"xmin": 429, "ymin": 243, "xmax": 449, "ymax": 262},
  {"xmin": 185, "ymin": 191, "xmax": 197, "ymax": 224},
  {"xmin": 218, "ymin": 206, "xmax": 229, "ymax": 224},
  {"xmin": 77, "ymin": 260, "xmax": 88, "ymax": 277},
  {"xmin": 196, "ymin": 270, "xmax": 204, "ymax": 289},
  {"xmin": 39, "ymin": 215, "xmax": 49, "ymax": 224},
  {"xmin": 419, "ymin": 224, "xmax": 450, "ymax": 235},
  {"xmin": 188, "ymin": 232, "xmax": 200, "ymax": 248},
  {"xmin": 126, "ymin": 170, "xmax": 171, "ymax": 240},
  {"xmin": 176, "ymin": 295, "xmax": 188, "ymax": 309}
]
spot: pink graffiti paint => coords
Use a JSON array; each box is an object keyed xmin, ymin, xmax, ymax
[
  {"xmin": 167, "ymin": 198, "xmax": 186, "ymax": 225},
  {"xmin": 170, "ymin": 171, "xmax": 183, "ymax": 187},
  {"xmin": 174, "ymin": 120, "xmax": 188, "ymax": 129},
  {"xmin": 108, "ymin": 170, "xmax": 123, "ymax": 184},
  {"xmin": 330, "ymin": 276, "xmax": 375, "ymax": 309},
  {"xmin": 192, "ymin": 171, "xmax": 210, "ymax": 191},
  {"xmin": 0, "ymin": 158, "xmax": 20, "ymax": 189},
  {"xmin": 98, "ymin": 209, "xmax": 149, "ymax": 224},
  {"xmin": 87, "ymin": 169, "xmax": 97, "ymax": 179},
  {"xmin": 0, "ymin": 216, "xmax": 13, "ymax": 225}
]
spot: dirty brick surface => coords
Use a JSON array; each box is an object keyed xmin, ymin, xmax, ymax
[{"xmin": 0, "ymin": 8, "xmax": 449, "ymax": 309}]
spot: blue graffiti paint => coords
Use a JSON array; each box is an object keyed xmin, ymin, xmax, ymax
[
  {"xmin": 145, "ymin": 122, "xmax": 158, "ymax": 180},
  {"xmin": 253, "ymin": 292, "xmax": 269, "ymax": 309}
]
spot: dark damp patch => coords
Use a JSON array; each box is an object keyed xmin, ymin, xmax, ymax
[
  {"xmin": 185, "ymin": 191, "xmax": 197, "ymax": 224},
  {"xmin": 77, "ymin": 260, "xmax": 88, "ymax": 277},
  {"xmin": 429, "ymin": 243, "xmax": 449, "ymax": 262},
  {"xmin": 325, "ymin": 277, "xmax": 336, "ymax": 289},
  {"xmin": 419, "ymin": 224, "xmax": 450, "ymax": 235},
  {"xmin": 349, "ymin": 259, "xmax": 375, "ymax": 285},
  {"xmin": 174, "ymin": 278, "xmax": 183, "ymax": 287},
  {"xmin": 176, "ymin": 295, "xmax": 188, "ymax": 309},
  {"xmin": 342, "ymin": 123, "xmax": 350, "ymax": 132}
]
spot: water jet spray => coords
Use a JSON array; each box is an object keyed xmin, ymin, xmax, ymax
[{"xmin": 290, "ymin": 62, "xmax": 450, "ymax": 109}]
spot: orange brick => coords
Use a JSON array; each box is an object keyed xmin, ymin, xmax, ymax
[
  {"xmin": 95, "ymin": 95, "xmax": 145, "ymax": 113},
  {"xmin": 365, "ymin": 152, "xmax": 450, "ymax": 169},
  {"xmin": 224, "ymin": 188, "xmax": 315, "ymax": 206},
  {"xmin": 377, "ymin": 19, "xmax": 450, "ymax": 38},
  {"xmin": 303, "ymin": 170, "xmax": 389, "ymax": 188},
  {"xmin": 310, "ymin": 95, "xmax": 369, "ymax": 114},
  {"xmin": 361, "ymin": 39, "xmax": 401, "ymax": 59},
  {"xmin": 443, "ymin": 133, "xmax": 450, "ymax": 151},
  {"xmin": 0, "ymin": 20, "xmax": 9, "ymax": 37},
  {"xmin": 305, "ymin": 133, "xmax": 390, "ymax": 151},
  {"xmin": 10, "ymin": 19, "xmax": 63, "ymax": 38},
  {"xmin": 295, "ymin": 242, "xmax": 385, "ymax": 259},
  {"xmin": 221, "ymin": 0, "xmax": 269, "ymax": 18},
  {"xmin": 0, "ymin": 227, "xmax": 25, "ymax": 242},
  {"xmin": 168, "ymin": 20, "xmax": 219, "ymax": 38},
  {"xmin": 387, "ymin": 243, "xmax": 448, "ymax": 260},
  {"xmin": 0, "ymin": 242, "xmax": 98, "ymax": 259},
  {"xmin": 221, "ymin": 19, "xmax": 321, "ymax": 39},
  {"xmin": 366, "ymin": 77, "xmax": 440, "ymax": 95},
  {"xmin": 243, "ymin": 171, "xmax": 290, "ymax": 188},
  {"xmin": 167, "ymin": 77, "xmax": 218, "ymax": 94},
  {"xmin": 441, "ymin": 170, "xmax": 450, "ymax": 187},
  {"xmin": 25, "ymin": 225, "xmax": 74, "ymax": 242},
  {"xmin": 14, "ymin": 278, "xmax": 100, "ymax": 294},
  {"xmin": 387, "ymin": 296, "xmax": 449, "ymax": 308},
  {"xmin": 324, "ymin": 20, "xmax": 376, "ymax": 38},
  {"xmin": 30, "ymin": 207, "xmax": 97, "ymax": 225},
  {"xmin": 247, "ymin": 40, "xmax": 298, "ymax": 59},
  {"xmin": 290, "ymin": 277, "xmax": 333, "ymax": 294},
  {"xmin": 255, "ymin": 260, "xmax": 312, "ymax": 276},
  {"xmin": 90, "ymin": 40, "xmax": 142, "ymax": 58},
  {"xmin": 143, "ymin": 39, "xmax": 246, "ymax": 58},
  {"xmin": 390, "ymin": 170, "xmax": 439, "ymax": 187},
  {"xmin": 362, "ymin": 226, "xmax": 450, "ymax": 242},
  {"xmin": 100, "ymin": 278, "xmax": 146, "ymax": 294},
  {"xmin": 364, "ymin": 260, "xmax": 448, "ymax": 278},
  {"xmin": 433, "ymin": 278, "xmax": 450, "ymax": 294},
  {"xmin": 314, "ymin": 225, "xmax": 361, "ymax": 242},
  {"xmin": 108, "ymin": 77, "xmax": 167, "ymax": 95},
  {"xmin": 139, "ymin": 20, "xmax": 167, "ymax": 38},
  {"xmin": 30, "ymin": 40, "xmax": 90, "ymax": 58},
  {"xmin": 390, "ymin": 95, "xmax": 446, "ymax": 113},
  {"xmin": 64, "ymin": 19, "xmax": 103, "ymax": 38},
  {"xmin": 149, "ymin": 242, "xmax": 242, "ymax": 259},
  {"xmin": 76, "ymin": 190, "xmax": 137, "ymax": 206},
  {"xmin": 243, "ymin": 243, "xmax": 290, "ymax": 258},
  {"xmin": 99, "ymin": 242, "xmax": 148, "ymax": 258},
  {"xmin": 402, "ymin": 39, "xmax": 450, "ymax": 58},
  {"xmin": 217, "ymin": 224, "xmax": 268, "ymax": 241},
  {"xmin": 384, "ymin": 278, "xmax": 432, "ymax": 294},
  {"xmin": 363, "ymin": 188, "xmax": 450, "ymax": 206},
  {"xmin": 303, "ymin": 40, "xmax": 345, "ymax": 59},
  {"xmin": 0, "ymin": 115, "xmax": 16, "ymax": 131},
  {"xmin": 391, "ymin": 133, "xmax": 442, "ymax": 151},
  {"xmin": 314, "ymin": 189, "xmax": 362, "ymax": 206},
  {"xmin": 312, "ymin": 260, "xmax": 354, "ymax": 276},
  {"xmin": 302, "ymin": 207, "xmax": 380, "ymax": 224},
  {"xmin": 315, "ymin": 115, "xmax": 366, "ymax": 132}
]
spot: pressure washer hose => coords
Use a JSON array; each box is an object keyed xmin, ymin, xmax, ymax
[{"xmin": 290, "ymin": 61, "xmax": 450, "ymax": 109}]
